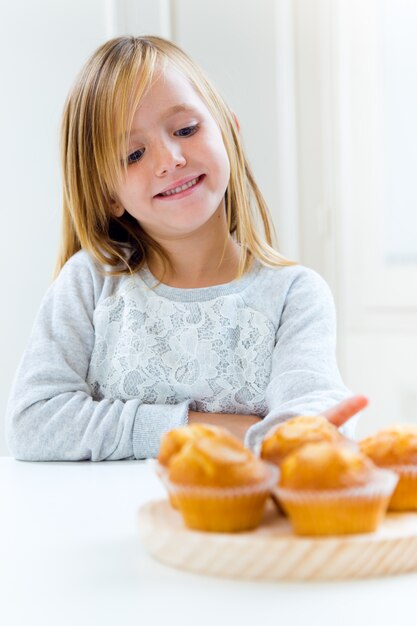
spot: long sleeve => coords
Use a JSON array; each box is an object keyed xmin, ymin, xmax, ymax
[
  {"xmin": 5, "ymin": 253, "xmax": 189, "ymax": 461},
  {"xmin": 245, "ymin": 268, "xmax": 356, "ymax": 452}
]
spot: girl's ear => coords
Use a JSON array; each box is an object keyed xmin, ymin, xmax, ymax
[
  {"xmin": 110, "ymin": 199, "xmax": 125, "ymax": 218},
  {"xmin": 232, "ymin": 112, "xmax": 240, "ymax": 133}
]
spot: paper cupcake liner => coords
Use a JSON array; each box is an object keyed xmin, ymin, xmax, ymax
[
  {"xmin": 384, "ymin": 464, "xmax": 417, "ymax": 511},
  {"xmin": 275, "ymin": 468, "xmax": 398, "ymax": 536},
  {"xmin": 148, "ymin": 459, "xmax": 180, "ymax": 508},
  {"xmin": 149, "ymin": 459, "xmax": 169, "ymax": 481},
  {"xmin": 152, "ymin": 460, "xmax": 279, "ymax": 532},
  {"xmin": 275, "ymin": 468, "xmax": 398, "ymax": 503}
]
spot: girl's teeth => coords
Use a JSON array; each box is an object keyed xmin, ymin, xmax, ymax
[{"xmin": 161, "ymin": 176, "xmax": 200, "ymax": 196}]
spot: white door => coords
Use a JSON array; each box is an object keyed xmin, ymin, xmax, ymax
[{"xmin": 295, "ymin": 0, "xmax": 417, "ymax": 436}]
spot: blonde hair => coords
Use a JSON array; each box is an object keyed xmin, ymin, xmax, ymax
[{"xmin": 57, "ymin": 35, "xmax": 295, "ymax": 278}]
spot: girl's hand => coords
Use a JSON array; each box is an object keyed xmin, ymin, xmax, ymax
[{"xmin": 322, "ymin": 395, "xmax": 369, "ymax": 427}]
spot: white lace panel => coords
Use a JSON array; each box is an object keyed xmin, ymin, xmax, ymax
[{"xmin": 87, "ymin": 279, "xmax": 275, "ymax": 415}]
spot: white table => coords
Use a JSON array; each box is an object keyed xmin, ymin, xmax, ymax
[{"xmin": 1, "ymin": 457, "xmax": 415, "ymax": 626}]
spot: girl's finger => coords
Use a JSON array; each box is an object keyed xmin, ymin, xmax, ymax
[{"xmin": 323, "ymin": 395, "xmax": 369, "ymax": 427}]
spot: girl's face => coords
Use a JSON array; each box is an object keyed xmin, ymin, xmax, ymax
[{"xmin": 113, "ymin": 64, "xmax": 231, "ymax": 242}]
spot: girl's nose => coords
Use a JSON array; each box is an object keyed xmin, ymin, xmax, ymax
[{"xmin": 154, "ymin": 140, "xmax": 186, "ymax": 176}]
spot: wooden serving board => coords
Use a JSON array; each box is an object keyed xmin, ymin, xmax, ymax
[{"xmin": 138, "ymin": 498, "xmax": 417, "ymax": 581}]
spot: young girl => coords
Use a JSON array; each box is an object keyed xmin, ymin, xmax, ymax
[{"xmin": 6, "ymin": 36, "xmax": 366, "ymax": 461}]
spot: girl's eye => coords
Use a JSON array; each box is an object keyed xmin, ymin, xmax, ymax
[
  {"xmin": 174, "ymin": 124, "xmax": 199, "ymax": 137},
  {"xmin": 126, "ymin": 148, "xmax": 145, "ymax": 165},
  {"xmin": 124, "ymin": 125, "xmax": 198, "ymax": 165}
]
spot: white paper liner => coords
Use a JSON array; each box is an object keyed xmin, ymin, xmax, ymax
[
  {"xmin": 148, "ymin": 458, "xmax": 167, "ymax": 478},
  {"xmin": 382, "ymin": 464, "xmax": 417, "ymax": 509},
  {"xmin": 384, "ymin": 464, "xmax": 417, "ymax": 477},
  {"xmin": 274, "ymin": 468, "xmax": 398, "ymax": 503}
]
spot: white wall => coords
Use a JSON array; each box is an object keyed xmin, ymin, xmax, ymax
[{"xmin": 0, "ymin": 0, "xmax": 107, "ymax": 455}]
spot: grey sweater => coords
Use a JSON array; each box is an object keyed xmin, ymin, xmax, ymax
[{"xmin": 6, "ymin": 251, "xmax": 355, "ymax": 461}]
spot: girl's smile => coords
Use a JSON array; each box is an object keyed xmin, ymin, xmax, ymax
[{"xmin": 155, "ymin": 174, "xmax": 206, "ymax": 200}]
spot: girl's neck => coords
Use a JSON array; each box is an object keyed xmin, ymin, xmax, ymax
[
  {"xmin": 146, "ymin": 206, "xmax": 242, "ymax": 289},
  {"xmin": 147, "ymin": 237, "xmax": 241, "ymax": 289}
]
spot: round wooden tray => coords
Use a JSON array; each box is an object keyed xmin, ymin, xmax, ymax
[{"xmin": 138, "ymin": 498, "xmax": 417, "ymax": 581}]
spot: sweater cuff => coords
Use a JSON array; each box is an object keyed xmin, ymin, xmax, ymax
[
  {"xmin": 244, "ymin": 411, "xmax": 297, "ymax": 455},
  {"xmin": 132, "ymin": 400, "xmax": 190, "ymax": 459},
  {"xmin": 245, "ymin": 411, "xmax": 362, "ymax": 455}
]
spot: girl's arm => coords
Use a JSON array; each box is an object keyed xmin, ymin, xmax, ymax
[
  {"xmin": 244, "ymin": 268, "xmax": 359, "ymax": 452},
  {"xmin": 5, "ymin": 253, "xmax": 189, "ymax": 462},
  {"xmin": 188, "ymin": 395, "xmax": 368, "ymax": 443},
  {"xmin": 188, "ymin": 410, "xmax": 261, "ymax": 441}
]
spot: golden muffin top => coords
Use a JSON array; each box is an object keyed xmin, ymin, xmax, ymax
[
  {"xmin": 168, "ymin": 436, "xmax": 269, "ymax": 488},
  {"xmin": 158, "ymin": 423, "xmax": 238, "ymax": 467},
  {"xmin": 261, "ymin": 415, "xmax": 344, "ymax": 467},
  {"xmin": 279, "ymin": 441, "xmax": 377, "ymax": 490},
  {"xmin": 360, "ymin": 425, "xmax": 417, "ymax": 466}
]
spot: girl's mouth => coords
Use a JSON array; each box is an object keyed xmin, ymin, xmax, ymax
[{"xmin": 155, "ymin": 174, "xmax": 205, "ymax": 201}]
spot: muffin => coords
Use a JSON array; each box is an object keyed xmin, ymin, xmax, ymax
[
  {"xmin": 157, "ymin": 423, "xmax": 238, "ymax": 509},
  {"xmin": 162, "ymin": 435, "xmax": 278, "ymax": 532},
  {"xmin": 158, "ymin": 423, "xmax": 235, "ymax": 467},
  {"xmin": 261, "ymin": 415, "xmax": 347, "ymax": 469},
  {"xmin": 360, "ymin": 425, "xmax": 417, "ymax": 510},
  {"xmin": 275, "ymin": 441, "xmax": 397, "ymax": 536}
]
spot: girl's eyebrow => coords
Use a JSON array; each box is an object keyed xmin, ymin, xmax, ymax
[{"xmin": 128, "ymin": 104, "xmax": 197, "ymax": 137}]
